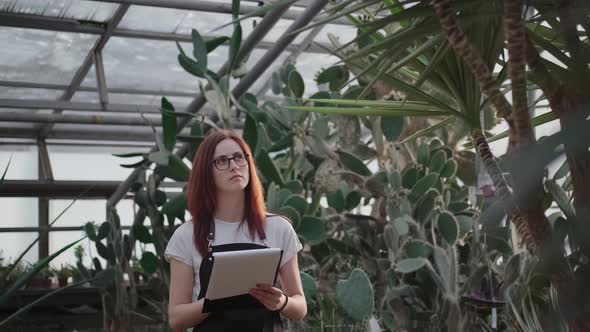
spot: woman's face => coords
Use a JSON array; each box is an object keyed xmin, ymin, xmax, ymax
[{"xmin": 212, "ymin": 139, "xmax": 250, "ymax": 193}]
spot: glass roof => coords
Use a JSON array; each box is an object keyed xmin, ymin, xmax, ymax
[
  {"xmin": 0, "ymin": 0, "xmax": 119, "ymax": 22},
  {"xmin": 0, "ymin": 0, "xmax": 347, "ymax": 145}
]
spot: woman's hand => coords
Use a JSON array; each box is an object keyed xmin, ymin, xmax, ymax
[{"xmin": 249, "ymin": 283, "xmax": 286, "ymax": 311}]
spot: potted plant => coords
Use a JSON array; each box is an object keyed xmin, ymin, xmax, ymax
[
  {"xmin": 25, "ymin": 264, "xmax": 52, "ymax": 289},
  {"xmin": 51, "ymin": 264, "xmax": 73, "ymax": 287}
]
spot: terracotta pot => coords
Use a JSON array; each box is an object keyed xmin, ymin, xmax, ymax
[
  {"xmin": 58, "ymin": 277, "xmax": 68, "ymax": 287},
  {"xmin": 26, "ymin": 277, "xmax": 52, "ymax": 289}
]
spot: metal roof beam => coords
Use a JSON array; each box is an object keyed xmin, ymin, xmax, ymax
[
  {"xmin": 0, "ymin": 111, "xmax": 164, "ymax": 126},
  {"xmin": 0, "ymin": 98, "xmax": 161, "ymax": 113},
  {"xmin": 87, "ymin": 0, "xmax": 350, "ymax": 25},
  {"xmin": 0, "ymin": 13, "xmax": 329, "ymax": 54}
]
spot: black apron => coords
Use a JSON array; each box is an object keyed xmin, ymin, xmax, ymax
[{"xmin": 192, "ymin": 222, "xmax": 284, "ymax": 332}]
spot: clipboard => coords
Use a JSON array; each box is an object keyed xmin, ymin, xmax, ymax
[{"xmin": 203, "ymin": 248, "xmax": 283, "ymax": 313}]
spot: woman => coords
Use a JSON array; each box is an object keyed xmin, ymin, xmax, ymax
[{"xmin": 165, "ymin": 130, "xmax": 306, "ymax": 332}]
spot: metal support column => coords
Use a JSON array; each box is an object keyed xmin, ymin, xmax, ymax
[
  {"xmin": 37, "ymin": 139, "xmax": 53, "ymax": 260},
  {"xmin": 94, "ymin": 50, "xmax": 110, "ymax": 106}
]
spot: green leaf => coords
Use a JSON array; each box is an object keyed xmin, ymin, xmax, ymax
[
  {"xmin": 338, "ymin": 151, "xmax": 372, "ymax": 176},
  {"xmin": 288, "ymin": 105, "xmax": 448, "ymax": 117},
  {"xmin": 456, "ymin": 215, "xmax": 474, "ymax": 235},
  {"xmin": 405, "ymin": 240, "xmax": 433, "ymax": 258},
  {"xmin": 402, "ymin": 167, "xmax": 419, "ymax": 189},
  {"xmin": 160, "ymin": 98, "xmax": 177, "ymax": 151},
  {"xmin": 148, "ymin": 151, "xmax": 169, "ymax": 166},
  {"xmin": 132, "ymin": 224, "xmax": 153, "ymax": 244},
  {"xmin": 395, "ymin": 258, "xmax": 427, "ymax": 274},
  {"xmin": 345, "ymin": 191, "xmax": 362, "ymax": 210},
  {"xmin": 282, "ymin": 180, "xmax": 303, "ymax": 194},
  {"xmin": 336, "ymin": 269, "xmax": 374, "ymax": 321},
  {"xmin": 97, "ymin": 222, "xmax": 111, "ymax": 240},
  {"xmin": 256, "ymin": 150, "xmax": 283, "ymax": 185},
  {"xmin": 409, "ymin": 172, "xmax": 439, "ymax": 201},
  {"xmin": 300, "ymin": 271, "xmax": 317, "ymax": 306},
  {"xmin": 206, "ymin": 36, "xmax": 229, "ymax": 53},
  {"xmin": 327, "ymin": 190, "xmax": 346, "ymax": 213},
  {"xmin": 428, "ymin": 150, "xmax": 447, "ymax": 173},
  {"xmin": 177, "ymin": 52, "xmax": 205, "ymax": 78},
  {"xmin": 284, "ymin": 195, "xmax": 308, "ymax": 217},
  {"xmin": 279, "ymin": 206, "xmax": 301, "ymax": 229},
  {"xmin": 288, "ymin": 70, "xmax": 305, "ymax": 98},
  {"xmin": 399, "ymin": 116, "xmax": 455, "ymax": 144},
  {"xmin": 243, "ymin": 115, "xmax": 258, "ymax": 153},
  {"xmin": 95, "ymin": 241, "xmax": 114, "ymax": 262},
  {"xmin": 440, "ymin": 159, "xmax": 457, "ymax": 178},
  {"xmin": 0, "ymin": 237, "xmax": 85, "ymax": 306},
  {"xmin": 417, "ymin": 143, "xmax": 430, "ymax": 166},
  {"xmin": 297, "ymin": 216, "xmax": 326, "ymax": 245},
  {"xmin": 84, "ymin": 222, "xmax": 97, "ymax": 241},
  {"xmin": 381, "ymin": 117, "xmax": 405, "ymax": 142},
  {"xmin": 154, "ymin": 154, "xmax": 190, "ymax": 182},
  {"xmin": 437, "ymin": 211, "xmax": 459, "ymax": 245},
  {"xmin": 161, "ymin": 192, "xmax": 186, "ymax": 222},
  {"xmin": 140, "ymin": 252, "xmax": 159, "ymax": 274},
  {"xmin": 553, "ymin": 159, "xmax": 569, "ymax": 181},
  {"xmin": 433, "ymin": 247, "xmax": 450, "ymax": 291},
  {"xmin": 545, "ymin": 179, "xmax": 576, "ymax": 220},
  {"xmin": 191, "ymin": 29, "xmax": 207, "ymax": 72},
  {"xmin": 231, "ymin": 0, "xmax": 240, "ymax": 17},
  {"xmin": 316, "ymin": 65, "xmax": 349, "ymax": 91},
  {"xmin": 391, "ymin": 215, "xmax": 411, "ymax": 236},
  {"xmin": 112, "ymin": 152, "xmax": 145, "ymax": 158}
]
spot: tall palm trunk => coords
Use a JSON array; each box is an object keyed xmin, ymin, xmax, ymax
[
  {"xmin": 471, "ymin": 130, "xmax": 538, "ymax": 251},
  {"xmin": 431, "ymin": 0, "xmax": 548, "ymax": 252},
  {"xmin": 502, "ymin": 0, "xmax": 551, "ymax": 251}
]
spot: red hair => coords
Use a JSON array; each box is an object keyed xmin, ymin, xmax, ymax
[{"xmin": 186, "ymin": 129, "xmax": 267, "ymax": 256}]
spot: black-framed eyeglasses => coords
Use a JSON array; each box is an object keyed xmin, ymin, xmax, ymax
[{"xmin": 212, "ymin": 153, "xmax": 249, "ymax": 171}]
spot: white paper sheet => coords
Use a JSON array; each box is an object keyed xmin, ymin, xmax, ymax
[{"xmin": 205, "ymin": 248, "xmax": 282, "ymax": 300}]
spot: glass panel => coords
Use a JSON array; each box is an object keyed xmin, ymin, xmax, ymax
[
  {"xmin": 313, "ymin": 23, "xmax": 358, "ymax": 45},
  {"xmin": 49, "ymin": 230, "xmax": 88, "ymax": 268},
  {"xmin": 0, "ymin": 0, "xmax": 118, "ymax": 22},
  {"xmin": 0, "ymin": 87, "xmax": 62, "ymax": 99},
  {"xmin": 0, "ymin": 232, "xmax": 38, "ymax": 264},
  {"xmin": 0, "ymin": 27, "xmax": 99, "ymax": 84},
  {"xmin": 48, "ymin": 144, "xmax": 148, "ymax": 181},
  {"xmin": 0, "ymin": 144, "xmax": 38, "ymax": 179},
  {"xmin": 49, "ymin": 199, "xmax": 106, "ymax": 227},
  {"xmin": 0, "ymin": 197, "xmax": 39, "ymax": 227},
  {"xmin": 117, "ymin": 199, "xmax": 136, "ymax": 227},
  {"xmin": 82, "ymin": 38, "xmax": 208, "ymax": 92},
  {"xmin": 119, "ymin": 6, "xmax": 308, "ymax": 44}
]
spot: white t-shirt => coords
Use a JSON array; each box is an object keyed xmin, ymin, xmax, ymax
[{"xmin": 164, "ymin": 215, "xmax": 303, "ymax": 301}]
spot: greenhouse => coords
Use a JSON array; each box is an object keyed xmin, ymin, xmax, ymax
[{"xmin": 0, "ymin": 0, "xmax": 589, "ymax": 331}]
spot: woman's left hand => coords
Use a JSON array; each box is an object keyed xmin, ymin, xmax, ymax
[{"xmin": 249, "ymin": 283, "xmax": 286, "ymax": 311}]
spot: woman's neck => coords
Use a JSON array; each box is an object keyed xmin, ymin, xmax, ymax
[{"xmin": 214, "ymin": 190, "xmax": 246, "ymax": 222}]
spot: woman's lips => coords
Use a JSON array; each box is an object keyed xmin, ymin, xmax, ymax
[{"xmin": 229, "ymin": 175, "xmax": 242, "ymax": 180}]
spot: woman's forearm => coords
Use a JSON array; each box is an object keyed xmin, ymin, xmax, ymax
[
  {"xmin": 280, "ymin": 294, "xmax": 307, "ymax": 321},
  {"xmin": 168, "ymin": 298, "xmax": 209, "ymax": 332}
]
